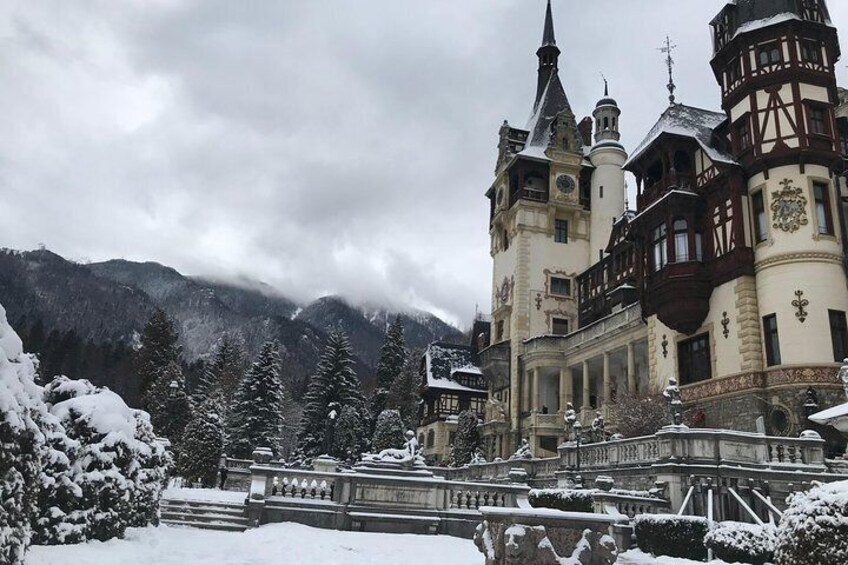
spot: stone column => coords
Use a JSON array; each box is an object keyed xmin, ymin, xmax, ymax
[
  {"xmin": 531, "ymin": 368, "xmax": 540, "ymax": 413},
  {"xmin": 582, "ymin": 360, "xmax": 591, "ymax": 411},
  {"xmin": 559, "ymin": 366, "xmax": 573, "ymax": 413},
  {"xmin": 627, "ymin": 342, "xmax": 637, "ymax": 394},
  {"xmin": 603, "ymin": 352, "xmax": 611, "ymax": 410}
]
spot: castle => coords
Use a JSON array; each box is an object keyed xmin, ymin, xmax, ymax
[{"xmin": 418, "ymin": 0, "xmax": 848, "ymax": 463}]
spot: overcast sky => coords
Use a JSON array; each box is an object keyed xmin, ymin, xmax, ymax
[{"xmin": 2, "ymin": 1, "xmax": 848, "ymax": 328}]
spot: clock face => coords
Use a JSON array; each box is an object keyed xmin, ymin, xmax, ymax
[{"xmin": 556, "ymin": 175, "xmax": 575, "ymax": 194}]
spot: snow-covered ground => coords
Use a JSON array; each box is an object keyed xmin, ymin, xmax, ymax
[
  {"xmin": 617, "ymin": 549, "xmax": 743, "ymax": 565},
  {"xmin": 162, "ymin": 486, "xmax": 248, "ymax": 504},
  {"xmin": 27, "ymin": 523, "xmax": 481, "ymax": 565}
]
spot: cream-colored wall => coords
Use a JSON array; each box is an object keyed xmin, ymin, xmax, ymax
[{"xmin": 588, "ymin": 144, "xmax": 628, "ymax": 261}]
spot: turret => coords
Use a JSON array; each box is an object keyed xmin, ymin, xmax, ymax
[{"xmin": 593, "ymin": 81, "xmax": 621, "ymax": 144}]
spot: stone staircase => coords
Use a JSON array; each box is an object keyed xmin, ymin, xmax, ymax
[{"xmin": 160, "ymin": 498, "xmax": 249, "ymax": 532}]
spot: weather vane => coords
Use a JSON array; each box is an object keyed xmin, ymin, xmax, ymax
[
  {"xmin": 658, "ymin": 35, "xmax": 678, "ymax": 105},
  {"xmin": 601, "ymin": 72, "xmax": 609, "ymax": 97}
]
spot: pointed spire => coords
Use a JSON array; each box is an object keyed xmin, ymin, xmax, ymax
[
  {"xmin": 542, "ymin": 0, "xmax": 556, "ymax": 46},
  {"xmin": 602, "ymin": 74, "xmax": 609, "ymax": 97}
]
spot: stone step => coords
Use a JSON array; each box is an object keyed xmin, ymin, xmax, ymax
[
  {"xmin": 160, "ymin": 518, "xmax": 247, "ymax": 532},
  {"xmin": 161, "ymin": 502, "xmax": 246, "ymax": 517},
  {"xmin": 160, "ymin": 510, "xmax": 249, "ymax": 524}
]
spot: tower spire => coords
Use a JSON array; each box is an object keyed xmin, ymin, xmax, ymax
[
  {"xmin": 658, "ymin": 35, "xmax": 678, "ymax": 105},
  {"xmin": 542, "ymin": 0, "xmax": 556, "ymax": 46}
]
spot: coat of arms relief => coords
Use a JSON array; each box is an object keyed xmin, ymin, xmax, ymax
[{"xmin": 770, "ymin": 178, "xmax": 808, "ymax": 233}]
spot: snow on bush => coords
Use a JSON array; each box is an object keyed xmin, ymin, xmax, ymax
[
  {"xmin": 704, "ymin": 521, "xmax": 775, "ymax": 565},
  {"xmin": 178, "ymin": 397, "xmax": 224, "ymax": 488},
  {"xmin": 43, "ymin": 376, "xmax": 170, "ymax": 541},
  {"xmin": 371, "ymin": 409, "xmax": 405, "ymax": 453},
  {"xmin": 0, "ymin": 303, "xmax": 46, "ymax": 564},
  {"xmin": 528, "ymin": 488, "xmax": 594, "ymax": 512},
  {"xmin": 774, "ymin": 480, "xmax": 848, "ymax": 565},
  {"xmin": 634, "ymin": 513, "xmax": 709, "ymax": 561}
]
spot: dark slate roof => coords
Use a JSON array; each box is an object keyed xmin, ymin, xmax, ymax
[
  {"xmin": 713, "ymin": 0, "xmax": 832, "ymax": 38},
  {"xmin": 625, "ymin": 104, "xmax": 736, "ymax": 169},
  {"xmin": 541, "ymin": 0, "xmax": 556, "ymax": 46},
  {"xmin": 423, "ymin": 342, "xmax": 485, "ymax": 393},
  {"xmin": 522, "ymin": 72, "xmax": 573, "ymax": 156}
]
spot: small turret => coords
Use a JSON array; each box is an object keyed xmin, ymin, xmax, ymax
[{"xmin": 593, "ymin": 80, "xmax": 621, "ymax": 144}]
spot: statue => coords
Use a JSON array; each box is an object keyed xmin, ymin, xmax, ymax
[
  {"xmin": 839, "ymin": 358, "xmax": 848, "ymax": 399},
  {"xmin": 663, "ymin": 377, "xmax": 684, "ymax": 426},
  {"xmin": 361, "ymin": 430, "xmax": 425, "ymax": 468},
  {"xmin": 510, "ymin": 439, "xmax": 533, "ymax": 460},
  {"xmin": 591, "ymin": 410, "xmax": 606, "ymax": 442},
  {"xmin": 471, "ymin": 447, "xmax": 488, "ymax": 465}
]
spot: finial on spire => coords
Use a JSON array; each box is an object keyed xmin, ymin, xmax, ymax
[
  {"xmin": 542, "ymin": 0, "xmax": 556, "ymax": 46},
  {"xmin": 601, "ymin": 73, "xmax": 609, "ymax": 97},
  {"xmin": 657, "ymin": 35, "xmax": 678, "ymax": 105}
]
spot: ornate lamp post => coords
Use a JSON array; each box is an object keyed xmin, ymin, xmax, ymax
[{"xmin": 564, "ymin": 402, "xmax": 583, "ymax": 484}]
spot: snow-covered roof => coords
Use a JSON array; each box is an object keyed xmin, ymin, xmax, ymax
[
  {"xmin": 633, "ymin": 188, "xmax": 701, "ymax": 221},
  {"xmin": 809, "ymin": 401, "xmax": 848, "ymax": 428},
  {"xmin": 424, "ymin": 342, "xmax": 486, "ymax": 393},
  {"xmin": 519, "ymin": 70, "xmax": 574, "ymax": 160},
  {"xmin": 625, "ymin": 104, "xmax": 736, "ymax": 169}
]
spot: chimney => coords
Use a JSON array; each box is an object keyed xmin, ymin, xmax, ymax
[{"xmin": 578, "ymin": 117, "xmax": 593, "ymax": 147}]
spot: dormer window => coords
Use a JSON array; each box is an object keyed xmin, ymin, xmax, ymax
[{"xmin": 758, "ymin": 43, "xmax": 782, "ymax": 67}]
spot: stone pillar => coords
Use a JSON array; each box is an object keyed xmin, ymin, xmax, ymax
[
  {"xmin": 627, "ymin": 342, "xmax": 637, "ymax": 394},
  {"xmin": 603, "ymin": 353, "xmax": 611, "ymax": 409},
  {"xmin": 582, "ymin": 360, "xmax": 591, "ymax": 411},
  {"xmin": 559, "ymin": 367, "xmax": 573, "ymax": 413},
  {"xmin": 531, "ymin": 368, "xmax": 540, "ymax": 413}
]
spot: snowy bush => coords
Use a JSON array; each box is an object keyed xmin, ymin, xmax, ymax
[
  {"xmin": 529, "ymin": 488, "xmax": 594, "ymax": 512},
  {"xmin": 451, "ymin": 410, "xmax": 479, "ymax": 467},
  {"xmin": 704, "ymin": 521, "xmax": 775, "ymax": 565},
  {"xmin": 774, "ymin": 480, "xmax": 848, "ymax": 565},
  {"xmin": 0, "ymin": 303, "xmax": 46, "ymax": 564},
  {"xmin": 634, "ymin": 513, "xmax": 709, "ymax": 561},
  {"xmin": 43, "ymin": 376, "xmax": 170, "ymax": 541},
  {"xmin": 178, "ymin": 397, "xmax": 224, "ymax": 487},
  {"xmin": 371, "ymin": 409, "xmax": 405, "ymax": 452}
]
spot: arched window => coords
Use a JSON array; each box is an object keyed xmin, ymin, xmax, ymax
[
  {"xmin": 652, "ymin": 224, "xmax": 668, "ymax": 271},
  {"xmin": 603, "ymin": 117, "xmax": 609, "ymax": 130},
  {"xmin": 673, "ymin": 218, "xmax": 689, "ymax": 262}
]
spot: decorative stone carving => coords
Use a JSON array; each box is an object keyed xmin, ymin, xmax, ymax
[
  {"xmin": 721, "ymin": 311, "xmax": 730, "ymax": 338},
  {"xmin": 474, "ymin": 519, "xmax": 618, "ymax": 565},
  {"xmin": 792, "ymin": 289, "xmax": 809, "ymax": 323},
  {"xmin": 510, "ymin": 439, "xmax": 534, "ymax": 460},
  {"xmin": 770, "ymin": 178, "xmax": 808, "ymax": 233},
  {"xmin": 661, "ymin": 334, "xmax": 669, "ymax": 358},
  {"xmin": 361, "ymin": 430, "xmax": 426, "ymax": 469}
]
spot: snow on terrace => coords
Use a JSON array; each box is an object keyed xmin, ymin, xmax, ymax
[
  {"xmin": 27, "ymin": 523, "xmax": 480, "ymax": 565},
  {"xmin": 625, "ymin": 104, "xmax": 735, "ymax": 169},
  {"xmin": 424, "ymin": 342, "xmax": 485, "ymax": 393}
]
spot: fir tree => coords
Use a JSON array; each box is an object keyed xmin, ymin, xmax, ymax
[
  {"xmin": 386, "ymin": 353, "xmax": 421, "ymax": 430},
  {"xmin": 370, "ymin": 317, "xmax": 406, "ymax": 429},
  {"xmin": 135, "ymin": 309, "xmax": 181, "ymax": 409},
  {"xmin": 297, "ymin": 330, "xmax": 368, "ymax": 458},
  {"xmin": 178, "ymin": 396, "xmax": 224, "ymax": 487},
  {"xmin": 451, "ymin": 410, "xmax": 480, "ymax": 467},
  {"xmin": 196, "ymin": 334, "xmax": 246, "ymax": 406},
  {"xmin": 371, "ymin": 409, "xmax": 405, "ymax": 453},
  {"xmin": 226, "ymin": 341, "xmax": 286, "ymax": 458},
  {"xmin": 333, "ymin": 405, "xmax": 366, "ymax": 462},
  {"xmin": 146, "ymin": 361, "xmax": 193, "ymax": 447}
]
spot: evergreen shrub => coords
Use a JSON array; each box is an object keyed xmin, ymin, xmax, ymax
[
  {"xmin": 528, "ymin": 489, "xmax": 593, "ymax": 512},
  {"xmin": 704, "ymin": 521, "xmax": 775, "ymax": 565},
  {"xmin": 634, "ymin": 514, "xmax": 709, "ymax": 561},
  {"xmin": 774, "ymin": 480, "xmax": 848, "ymax": 565}
]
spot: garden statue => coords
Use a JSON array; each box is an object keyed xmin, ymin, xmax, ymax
[
  {"xmin": 663, "ymin": 377, "xmax": 684, "ymax": 426},
  {"xmin": 510, "ymin": 439, "xmax": 533, "ymax": 460},
  {"xmin": 591, "ymin": 410, "xmax": 606, "ymax": 442},
  {"xmin": 361, "ymin": 430, "xmax": 425, "ymax": 468}
]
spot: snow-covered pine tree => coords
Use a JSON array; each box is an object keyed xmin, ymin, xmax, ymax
[
  {"xmin": 146, "ymin": 361, "xmax": 193, "ymax": 447},
  {"xmin": 0, "ymin": 303, "xmax": 45, "ymax": 565},
  {"xmin": 226, "ymin": 341, "xmax": 286, "ymax": 458},
  {"xmin": 386, "ymin": 353, "xmax": 421, "ymax": 430},
  {"xmin": 196, "ymin": 334, "xmax": 246, "ymax": 406},
  {"xmin": 297, "ymin": 330, "xmax": 368, "ymax": 458},
  {"xmin": 333, "ymin": 405, "xmax": 367, "ymax": 462},
  {"xmin": 178, "ymin": 396, "xmax": 224, "ymax": 487},
  {"xmin": 451, "ymin": 410, "xmax": 480, "ymax": 467},
  {"xmin": 371, "ymin": 409, "xmax": 406, "ymax": 452},
  {"xmin": 370, "ymin": 317, "xmax": 406, "ymax": 431},
  {"xmin": 135, "ymin": 309, "xmax": 181, "ymax": 409}
]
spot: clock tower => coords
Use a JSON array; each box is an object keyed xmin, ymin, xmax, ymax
[{"xmin": 483, "ymin": 0, "xmax": 627, "ymax": 453}]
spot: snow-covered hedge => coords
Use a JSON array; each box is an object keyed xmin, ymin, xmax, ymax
[
  {"xmin": 704, "ymin": 521, "xmax": 775, "ymax": 565},
  {"xmin": 528, "ymin": 488, "xmax": 594, "ymax": 512},
  {"xmin": 774, "ymin": 480, "xmax": 848, "ymax": 565},
  {"xmin": 42, "ymin": 377, "xmax": 170, "ymax": 541},
  {"xmin": 634, "ymin": 514, "xmax": 709, "ymax": 561},
  {"xmin": 0, "ymin": 304, "xmax": 46, "ymax": 564}
]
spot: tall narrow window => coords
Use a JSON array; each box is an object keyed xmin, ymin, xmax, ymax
[
  {"xmin": 809, "ymin": 106, "xmax": 828, "ymax": 135},
  {"xmin": 678, "ymin": 334, "xmax": 711, "ymax": 385},
  {"xmin": 496, "ymin": 320, "xmax": 504, "ymax": 342},
  {"xmin": 801, "ymin": 39, "xmax": 821, "ymax": 63},
  {"xmin": 554, "ymin": 219, "xmax": 568, "ymax": 243},
  {"xmin": 695, "ymin": 231, "xmax": 704, "ymax": 262},
  {"xmin": 752, "ymin": 191, "xmax": 768, "ymax": 243},
  {"xmin": 673, "ymin": 218, "xmax": 689, "ymax": 262},
  {"xmin": 813, "ymin": 182, "xmax": 834, "ymax": 235},
  {"xmin": 758, "ymin": 43, "xmax": 782, "ymax": 66},
  {"xmin": 736, "ymin": 119, "xmax": 751, "ymax": 151},
  {"xmin": 763, "ymin": 314, "xmax": 782, "ymax": 366},
  {"xmin": 503, "ymin": 230, "xmax": 509, "ymax": 251},
  {"xmin": 652, "ymin": 224, "xmax": 668, "ymax": 272},
  {"xmin": 829, "ymin": 310, "xmax": 848, "ymax": 362}
]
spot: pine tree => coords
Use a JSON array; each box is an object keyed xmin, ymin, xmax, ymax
[
  {"xmin": 451, "ymin": 410, "xmax": 480, "ymax": 467},
  {"xmin": 146, "ymin": 361, "xmax": 193, "ymax": 447},
  {"xmin": 196, "ymin": 334, "xmax": 246, "ymax": 406},
  {"xmin": 297, "ymin": 330, "xmax": 368, "ymax": 458},
  {"xmin": 226, "ymin": 341, "xmax": 286, "ymax": 458},
  {"xmin": 333, "ymin": 405, "xmax": 366, "ymax": 462},
  {"xmin": 370, "ymin": 317, "xmax": 406, "ymax": 429},
  {"xmin": 178, "ymin": 396, "xmax": 224, "ymax": 487},
  {"xmin": 371, "ymin": 409, "xmax": 405, "ymax": 452},
  {"xmin": 135, "ymin": 309, "xmax": 181, "ymax": 409},
  {"xmin": 386, "ymin": 353, "xmax": 421, "ymax": 430}
]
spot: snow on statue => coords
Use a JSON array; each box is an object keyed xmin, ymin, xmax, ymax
[{"xmin": 362, "ymin": 430, "xmax": 425, "ymax": 468}]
